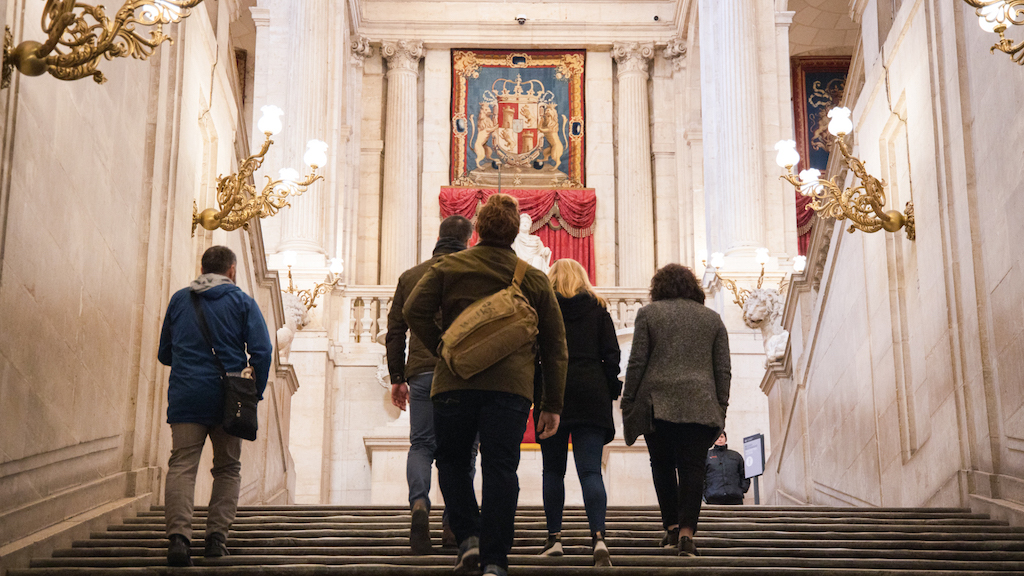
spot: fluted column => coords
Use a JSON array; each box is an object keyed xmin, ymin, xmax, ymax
[
  {"xmin": 379, "ymin": 40, "xmax": 424, "ymax": 284},
  {"xmin": 699, "ymin": 0, "xmax": 766, "ymax": 255},
  {"xmin": 613, "ymin": 42, "xmax": 655, "ymax": 287},
  {"xmin": 278, "ymin": 0, "xmax": 331, "ymax": 254}
]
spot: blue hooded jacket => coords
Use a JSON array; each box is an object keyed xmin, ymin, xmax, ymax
[{"xmin": 158, "ymin": 279, "xmax": 273, "ymax": 426}]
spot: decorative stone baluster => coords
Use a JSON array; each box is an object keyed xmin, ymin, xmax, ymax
[
  {"xmin": 379, "ymin": 40, "xmax": 424, "ymax": 284},
  {"xmin": 360, "ymin": 300, "xmax": 374, "ymax": 341},
  {"xmin": 699, "ymin": 0, "xmax": 766, "ymax": 255},
  {"xmin": 613, "ymin": 42, "xmax": 655, "ymax": 287}
]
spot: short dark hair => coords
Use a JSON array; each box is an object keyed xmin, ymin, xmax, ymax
[
  {"xmin": 438, "ymin": 215, "xmax": 473, "ymax": 243},
  {"xmin": 720, "ymin": 431, "xmax": 727, "ymax": 440},
  {"xmin": 476, "ymin": 194, "xmax": 520, "ymax": 245},
  {"xmin": 201, "ymin": 246, "xmax": 237, "ymax": 275},
  {"xmin": 650, "ymin": 263, "xmax": 705, "ymax": 304}
]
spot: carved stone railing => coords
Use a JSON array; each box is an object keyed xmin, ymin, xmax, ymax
[
  {"xmin": 601, "ymin": 288, "xmax": 650, "ymax": 330},
  {"xmin": 329, "ymin": 285, "xmax": 650, "ymax": 344},
  {"xmin": 331, "ymin": 285, "xmax": 396, "ymax": 345}
]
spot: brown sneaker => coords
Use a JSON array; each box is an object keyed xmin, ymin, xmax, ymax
[
  {"xmin": 678, "ymin": 535, "xmax": 699, "ymax": 557},
  {"xmin": 410, "ymin": 498, "xmax": 432, "ymax": 555},
  {"xmin": 592, "ymin": 531, "xmax": 612, "ymax": 567}
]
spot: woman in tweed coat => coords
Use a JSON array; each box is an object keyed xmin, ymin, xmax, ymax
[{"xmin": 621, "ymin": 264, "xmax": 731, "ymax": 557}]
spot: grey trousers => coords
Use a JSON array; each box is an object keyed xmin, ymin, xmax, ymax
[{"xmin": 165, "ymin": 423, "xmax": 242, "ymax": 541}]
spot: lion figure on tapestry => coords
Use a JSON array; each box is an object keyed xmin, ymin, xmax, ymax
[
  {"xmin": 742, "ymin": 288, "xmax": 789, "ymax": 364},
  {"xmin": 276, "ymin": 292, "xmax": 310, "ymax": 363}
]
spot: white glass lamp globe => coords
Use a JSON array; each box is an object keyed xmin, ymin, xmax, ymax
[
  {"xmin": 710, "ymin": 252, "xmax": 725, "ymax": 270},
  {"xmin": 282, "ymin": 250, "xmax": 297, "ymax": 268},
  {"xmin": 793, "ymin": 255, "xmax": 807, "ymax": 273},
  {"xmin": 275, "ymin": 168, "xmax": 301, "ymax": 193},
  {"xmin": 258, "ymin": 105, "xmax": 284, "ymax": 136},
  {"xmin": 329, "ymin": 258, "xmax": 344, "ymax": 276},
  {"xmin": 698, "ymin": 249, "xmax": 708, "ymax": 265},
  {"xmin": 304, "ymin": 140, "xmax": 329, "ymax": 169},
  {"xmin": 755, "ymin": 248, "xmax": 770, "ymax": 266},
  {"xmin": 798, "ymin": 168, "xmax": 823, "ymax": 195},
  {"xmin": 979, "ymin": 2, "xmax": 1008, "ymax": 33},
  {"xmin": 775, "ymin": 140, "xmax": 801, "ymax": 168},
  {"xmin": 827, "ymin": 107, "xmax": 854, "ymax": 137}
]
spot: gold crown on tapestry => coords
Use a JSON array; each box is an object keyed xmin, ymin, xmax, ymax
[{"xmin": 486, "ymin": 74, "xmax": 556, "ymax": 106}]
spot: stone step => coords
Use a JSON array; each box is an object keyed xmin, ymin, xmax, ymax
[
  {"xmin": 25, "ymin": 553, "xmax": 1024, "ymax": 571},
  {"xmin": 11, "ymin": 505, "xmax": 1024, "ymax": 575}
]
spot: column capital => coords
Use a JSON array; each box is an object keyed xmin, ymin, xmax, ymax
[
  {"xmin": 612, "ymin": 42, "xmax": 654, "ymax": 77},
  {"xmin": 249, "ymin": 6, "xmax": 270, "ymax": 27},
  {"xmin": 663, "ymin": 37, "xmax": 687, "ymax": 72},
  {"xmin": 351, "ymin": 35, "xmax": 374, "ymax": 67},
  {"xmin": 381, "ymin": 40, "xmax": 424, "ymax": 73}
]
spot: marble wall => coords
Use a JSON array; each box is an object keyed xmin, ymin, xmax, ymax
[
  {"xmin": 763, "ymin": 0, "xmax": 1024, "ymax": 524},
  {"xmin": 0, "ymin": 1, "xmax": 297, "ymax": 569}
]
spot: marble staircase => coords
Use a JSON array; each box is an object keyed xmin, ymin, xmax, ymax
[{"xmin": 11, "ymin": 505, "xmax": 1024, "ymax": 575}]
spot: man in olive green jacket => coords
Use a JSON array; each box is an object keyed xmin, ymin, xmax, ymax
[{"xmin": 404, "ymin": 194, "xmax": 567, "ymax": 576}]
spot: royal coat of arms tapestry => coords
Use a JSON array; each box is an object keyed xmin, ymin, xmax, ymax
[
  {"xmin": 450, "ymin": 49, "xmax": 586, "ymax": 188},
  {"xmin": 791, "ymin": 56, "xmax": 850, "ymax": 255}
]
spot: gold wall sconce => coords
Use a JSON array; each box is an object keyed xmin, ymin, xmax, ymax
[
  {"xmin": 775, "ymin": 107, "xmax": 916, "ymax": 241},
  {"xmin": 282, "ymin": 251, "xmax": 344, "ymax": 310},
  {"xmin": 192, "ymin": 105, "xmax": 327, "ymax": 235},
  {"xmin": 964, "ymin": 0, "xmax": 1024, "ymax": 64},
  {"xmin": 702, "ymin": 249, "xmax": 799, "ymax": 307},
  {"xmin": 3, "ymin": 0, "xmax": 204, "ymax": 87}
]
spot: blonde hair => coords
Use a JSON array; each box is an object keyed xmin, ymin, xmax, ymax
[{"xmin": 547, "ymin": 259, "xmax": 607, "ymax": 307}]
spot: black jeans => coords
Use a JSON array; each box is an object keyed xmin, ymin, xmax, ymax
[
  {"xmin": 645, "ymin": 419, "xmax": 720, "ymax": 533},
  {"xmin": 433, "ymin": 390, "xmax": 531, "ymax": 570}
]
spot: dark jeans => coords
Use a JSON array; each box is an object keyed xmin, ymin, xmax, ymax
[
  {"xmin": 645, "ymin": 419, "xmax": 720, "ymax": 534},
  {"xmin": 434, "ymin": 390, "xmax": 531, "ymax": 570},
  {"xmin": 539, "ymin": 424, "xmax": 608, "ymax": 534},
  {"xmin": 407, "ymin": 372, "xmax": 479, "ymax": 525}
]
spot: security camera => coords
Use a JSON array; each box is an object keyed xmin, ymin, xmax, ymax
[
  {"xmin": 516, "ymin": 14, "xmax": 527, "ymax": 25},
  {"xmin": 653, "ymin": 15, "xmax": 660, "ymax": 21}
]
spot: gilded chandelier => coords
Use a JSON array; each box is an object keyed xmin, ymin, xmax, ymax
[
  {"xmin": 3, "ymin": 0, "xmax": 204, "ymax": 87},
  {"xmin": 282, "ymin": 252, "xmax": 344, "ymax": 311},
  {"xmin": 702, "ymin": 249, "xmax": 800, "ymax": 308},
  {"xmin": 775, "ymin": 107, "xmax": 916, "ymax": 241},
  {"xmin": 192, "ymin": 105, "xmax": 328, "ymax": 235},
  {"xmin": 963, "ymin": 0, "xmax": 1024, "ymax": 64}
]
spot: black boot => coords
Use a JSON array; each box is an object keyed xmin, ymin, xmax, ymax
[
  {"xmin": 167, "ymin": 534, "xmax": 193, "ymax": 567},
  {"xmin": 204, "ymin": 532, "xmax": 229, "ymax": 558}
]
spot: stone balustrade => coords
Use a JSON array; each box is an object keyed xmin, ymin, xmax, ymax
[{"xmin": 329, "ymin": 285, "xmax": 651, "ymax": 345}]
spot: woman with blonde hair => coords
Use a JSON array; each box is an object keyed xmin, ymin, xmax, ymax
[{"xmin": 537, "ymin": 258, "xmax": 621, "ymax": 567}]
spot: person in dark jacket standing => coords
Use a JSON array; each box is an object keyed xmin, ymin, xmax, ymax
[
  {"xmin": 404, "ymin": 194, "xmax": 568, "ymax": 576},
  {"xmin": 621, "ymin": 264, "xmax": 730, "ymax": 558},
  {"xmin": 537, "ymin": 258, "xmax": 620, "ymax": 567},
  {"xmin": 386, "ymin": 215, "xmax": 476, "ymax": 553},
  {"xmin": 704, "ymin": 431, "xmax": 749, "ymax": 505},
  {"xmin": 157, "ymin": 246, "xmax": 272, "ymax": 567}
]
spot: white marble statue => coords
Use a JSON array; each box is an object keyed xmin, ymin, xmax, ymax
[
  {"xmin": 742, "ymin": 288, "xmax": 790, "ymax": 364},
  {"xmin": 512, "ymin": 213, "xmax": 552, "ymax": 273},
  {"xmin": 276, "ymin": 292, "xmax": 310, "ymax": 363}
]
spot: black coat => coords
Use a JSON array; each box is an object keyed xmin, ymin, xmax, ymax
[
  {"xmin": 704, "ymin": 444, "xmax": 750, "ymax": 500},
  {"xmin": 549, "ymin": 293, "xmax": 622, "ymax": 443}
]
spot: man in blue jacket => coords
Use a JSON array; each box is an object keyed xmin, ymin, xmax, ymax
[{"xmin": 158, "ymin": 246, "xmax": 272, "ymax": 567}]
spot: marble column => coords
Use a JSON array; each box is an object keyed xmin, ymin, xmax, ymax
[
  {"xmin": 699, "ymin": 0, "xmax": 766, "ymax": 255},
  {"xmin": 612, "ymin": 42, "xmax": 655, "ymax": 287},
  {"xmin": 379, "ymin": 40, "xmax": 424, "ymax": 285},
  {"xmin": 278, "ymin": 0, "xmax": 331, "ymax": 254},
  {"xmin": 665, "ymin": 37, "xmax": 695, "ymax": 269},
  {"xmin": 342, "ymin": 37, "xmax": 372, "ymax": 284}
]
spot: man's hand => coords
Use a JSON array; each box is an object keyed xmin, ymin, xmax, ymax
[
  {"xmin": 391, "ymin": 383, "xmax": 409, "ymax": 410},
  {"xmin": 536, "ymin": 411, "xmax": 560, "ymax": 440}
]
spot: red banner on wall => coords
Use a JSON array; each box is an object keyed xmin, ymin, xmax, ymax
[{"xmin": 439, "ymin": 187, "xmax": 598, "ymax": 284}]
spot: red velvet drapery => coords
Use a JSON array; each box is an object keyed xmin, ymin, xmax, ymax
[
  {"xmin": 439, "ymin": 187, "xmax": 598, "ymax": 284},
  {"xmin": 797, "ymin": 192, "xmax": 815, "ymax": 255}
]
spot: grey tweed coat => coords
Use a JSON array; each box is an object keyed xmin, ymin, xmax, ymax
[{"xmin": 621, "ymin": 298, "xmax": 731, "ymax": 443}]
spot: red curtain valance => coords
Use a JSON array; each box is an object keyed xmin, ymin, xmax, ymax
[{"xmin": 439, "ymin": 187, "xmax": 598, "ymax": 284}]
